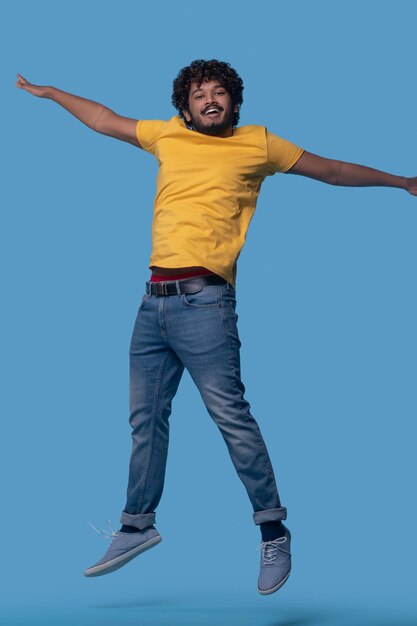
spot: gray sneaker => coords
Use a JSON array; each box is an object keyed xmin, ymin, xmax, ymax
[
  {"xmin": 258, "ymin": 526, "xmax": 291, "ymax": 595},
  {"xmin": 84, "ymin": 526, "xmax": 162, "ymax": 577}
]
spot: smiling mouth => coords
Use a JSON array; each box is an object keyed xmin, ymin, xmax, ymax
[{"xmin": 203, "ymin": 107, "xmax": 223, "ymax": 116}]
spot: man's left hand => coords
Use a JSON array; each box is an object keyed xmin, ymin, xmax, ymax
[{"xmin": 405, "ymin": 177, "xmax": 417, "ymax": 196}]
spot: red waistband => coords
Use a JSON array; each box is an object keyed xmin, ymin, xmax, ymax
[{"xmin": 150, "ymin": 269, "xmax": 216, "ymax": 282}]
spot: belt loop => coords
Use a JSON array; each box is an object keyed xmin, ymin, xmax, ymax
[{"xmin": 175, "ymin": 280, "xmax": 181, "ymax": 295}]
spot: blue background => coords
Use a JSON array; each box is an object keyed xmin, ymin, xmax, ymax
[{"xmin": 1, "ymin": 1, "xmax": 416, "ymax": 624}]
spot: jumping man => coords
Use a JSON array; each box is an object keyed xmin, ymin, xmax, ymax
[{"xmin": 16, "ymin": 59, "xmax": 417, "ymax": 595}]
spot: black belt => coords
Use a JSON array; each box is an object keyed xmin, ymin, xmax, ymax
[{"xmin": 146, "ymin": 275, "xmax": 227, "ymax": 296}]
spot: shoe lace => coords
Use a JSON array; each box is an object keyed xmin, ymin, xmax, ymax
[
  {"xmin": 87, "ymin": 519, "xmax": 118, "ymax": 542},
  {"xmin": 259, "ymin": 536, "xmax": 287, "ymax": 565}
]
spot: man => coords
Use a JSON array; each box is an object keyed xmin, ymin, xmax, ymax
[{"xmin": 16, "ymin": 59, "xmax": 416, "ymax": 595}]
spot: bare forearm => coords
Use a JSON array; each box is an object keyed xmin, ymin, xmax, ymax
[
  {"xmin": 333, "ymin": 160, "xmax": 408, "ymax": 190},
  {"xmin": 45, "ymin": 86, "xmax": 114, "ymax": 133},
  {"xmin": 289, "ymin": 151, "xmax": 416, "ymax": 194},
  {"xmin": 16, "ymin": 75, "xmax": 139, "ymax": 145}
]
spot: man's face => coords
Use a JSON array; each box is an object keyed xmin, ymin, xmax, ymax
[{"xmin": 182, "ymin": 79, "xmax": 238, "ymax": 137}]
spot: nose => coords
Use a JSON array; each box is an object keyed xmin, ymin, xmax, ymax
[{"xmin": 202, "ymin": 98, "xmax": 220, "ymax": 112}]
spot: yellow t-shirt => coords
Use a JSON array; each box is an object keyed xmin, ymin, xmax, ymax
[{"xmin": 137, "ymin": 116, "xmax": 303, "ymax": 287}]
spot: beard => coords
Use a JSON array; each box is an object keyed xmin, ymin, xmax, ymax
[{"xmin": 188, "ymin": 106, "xmax": 235, "ymax": 136}]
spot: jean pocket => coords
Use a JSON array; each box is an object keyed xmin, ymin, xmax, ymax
[
  {"xmin": 221, "ymin": 292, "xmax": 238, "ymax": 322},
  {"xmin": 181, "ymin": 286, "xmax": 221, "ymax": 308},
  {"xmin": 139, "ymin": 293, "xmax": 151, "ymax": 309}
]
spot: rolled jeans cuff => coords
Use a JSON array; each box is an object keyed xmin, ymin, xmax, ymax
[
  {"xmin": 253, "ymin": 507, "xmax": 287, "ymax": 525},
  {"xmin": 120, "ymin": 512, "xmax": 156, "ymax": 530}
]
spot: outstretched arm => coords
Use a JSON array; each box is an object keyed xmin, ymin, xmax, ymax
[
  {"xmin": 287, "ymin": 151, "xmax": 417, "ymax": 196},
  {"xmin": 16, "ymin": 74, "xmax": 140, "ymax": 147}
]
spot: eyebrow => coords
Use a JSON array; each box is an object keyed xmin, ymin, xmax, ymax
[{"xmin": 191, "ymin": 84, "xmax": 225, "ymax": 96}]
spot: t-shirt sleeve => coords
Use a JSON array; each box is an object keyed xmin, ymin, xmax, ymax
[
  {"xmin": 266, "ymin": 130, "xmax": 304, "ymax": 174},
  {"xmin": 136, "ymin": 120, "xmax": 167, "ymax": 154}
]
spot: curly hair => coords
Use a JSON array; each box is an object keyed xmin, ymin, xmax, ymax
[{"xmin": 172, "ymin": 59, "xmax": 244, "ymax": 127}]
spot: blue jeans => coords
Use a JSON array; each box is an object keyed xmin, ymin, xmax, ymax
[{"xmin": 120, "ymin": 282, "xmax": 287, "ymax": 530}]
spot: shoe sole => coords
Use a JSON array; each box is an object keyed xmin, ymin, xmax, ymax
[
  {"xmin": 258, "ymin": 570, "xmax": 291, "ymax": 595},
  {"xmin": 84, "ymin": 535, "xmax": 162, "ymax": 577}
]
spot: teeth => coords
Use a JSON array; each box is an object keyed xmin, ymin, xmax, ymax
[{"xmin": 205, "ymin": 108, "xmax": 220, "ymax": 114}]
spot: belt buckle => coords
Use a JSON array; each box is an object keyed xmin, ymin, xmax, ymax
[{"xmin": 156, "ymin": 281, "xmax": 169, "ymax": 296}]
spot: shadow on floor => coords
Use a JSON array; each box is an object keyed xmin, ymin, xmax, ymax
[
  {"xmin": 89, "ymin": 601, "xmax": 417, "ymax": 626},
  {"xmin": 2, "ymin": 600, "xmax": 416, "ymax": 626}
]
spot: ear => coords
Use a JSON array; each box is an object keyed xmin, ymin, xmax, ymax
[
  {"xmin": 233, "ymin": 103, "xmax": 239, "ymax": 113},
  {"xmin": 182, "ymin": 109, "xmax": 192, "ymax": 123}
]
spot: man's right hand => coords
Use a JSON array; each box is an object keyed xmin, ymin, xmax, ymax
[{"xmin": 16, "ymin": 74, "xmax": 49, "ymax": 98}]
